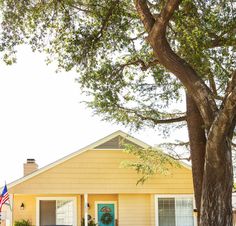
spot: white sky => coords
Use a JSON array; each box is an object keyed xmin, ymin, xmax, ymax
[{"xmin": 0, "ymin": 46, "xmax": 187, "ymax": 186}]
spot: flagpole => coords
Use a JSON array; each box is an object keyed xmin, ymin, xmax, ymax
[
  {"xmin": 4, "ymin": 181, "xmax": 12, "ymax": 211},
  {"xmin": 0, "ymin": 182, "xmax": 2, "ymax": 226}
]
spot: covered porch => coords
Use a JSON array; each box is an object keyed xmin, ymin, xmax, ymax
[
  {"xmin": 13, "ymin": 193, "xmax": 152, "ymax": 226},
  {"xmin": 36, "ymin": 194, "xmax": 118, "ymax": 226}
]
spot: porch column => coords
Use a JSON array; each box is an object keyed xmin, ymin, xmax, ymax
[{"xmin": 84, "ymin": 193, "xmax": 88, "ymax": 226}]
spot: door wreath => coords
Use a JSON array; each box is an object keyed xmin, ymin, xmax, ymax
[{"xmin": 100, "ymin": 212, "xmax": 113, "ymax": 225}]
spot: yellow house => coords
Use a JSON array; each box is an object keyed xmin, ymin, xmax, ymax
[{"xmin": 5, "ymin": 131, "xmax": 195, "ymax": 226}]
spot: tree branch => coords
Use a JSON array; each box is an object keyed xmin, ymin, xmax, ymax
[
  {"xmin": 209, "ymin": 37, "xmax": 236, "ymax": 48},
  {"xmin": 136, "ymin": 0, "xmax": 218, "ymax": 130},
  {"xmin": 136, "ymin": 113, "xmax": 186, "ymax": 124},
  {"xmin": 207, "ymin": 69, "xmax": 218, "ymax": 96},
  {"xmin": 129, "ymin": 31, "xmax": 146, "ymax": 41},
  {"xmin": 67, "ymin": 3, "xmax": 92, "ymax": 13},
  {"xmin": 134, "ymin": 0, "xmax": 155, "ymax": 32},
  {"xmin": 118, "ymin": 58, "xmax": 159, "ymax": 71},
  {"xmin": 228, "ymin": 71, "xmax": 236, "ymax": 92},
  {"xmin": 207, "ymin": 73, "xmax": 236, "ymax": 151},
  {"xmin": 170, "ymin": 155, "xmax": 191, "ymax": 161},
  {"xmin": 89, "ymin": 0, "xmax": 120, "ymax": 44},
  {"xmin": 97, "ymin": 0, "xmax": 120, "ymax": 39},
  {"xmin": 232, "ymin": 142, "xmax": 236, "ymax": 148},
  {"xmin": 117, "ymin": 104, "xmax": 186, "ymax": 124},
  {"xmin": 207, "ymin": 19, "xmax": 236, "ymax": 48},
  {"xmin": 157, "ymin": 0, "xmax": 181, "ymax": 28}
]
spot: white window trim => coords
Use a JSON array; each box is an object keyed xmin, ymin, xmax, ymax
[
  {"xmin": 94, "ymin": 201, "xmax": 117, "ymax": 224},
  {"xmin": 154, "ymin": 194, "xmax": 197, "ymax": 226},
  {"xmin": 36, "ymin": 197, "xmax": 77, "ymax": 226}
]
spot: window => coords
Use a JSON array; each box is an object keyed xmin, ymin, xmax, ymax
[
  {"xmin": 156, "ymin": 196, "xmax": 194, "ymax": 226},
  {"xmin": 56, "ymin": 200, "xmax": 73, "ymax": 225},
  {"xmin": 37, "ymin": 197, "xmax": 76, "ymax": 226}
]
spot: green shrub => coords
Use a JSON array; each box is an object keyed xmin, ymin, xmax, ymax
[
  {"xmin": 14, "ymin": 219, "xmax": 32, "ymax": 226},
  {"xmin": 81, "ymin": 218, "xmax": 97, "ymax": 226}
]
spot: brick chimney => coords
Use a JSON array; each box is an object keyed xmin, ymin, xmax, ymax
[{"xmin": 24, "ymin": 159, "xmax": 38, "ymax": 176}]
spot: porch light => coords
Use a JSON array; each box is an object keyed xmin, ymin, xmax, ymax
[
  {"xmin": 20, "ymin": 203, "xmax": 25, "ymax": 210},
  {"xmin": 193, "ymin": 208, "xmax": 198, "ymax": 216}
]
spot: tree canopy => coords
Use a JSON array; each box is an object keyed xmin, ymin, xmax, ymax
[
  {"xmin": 0, "ymin": 0, "xmax": 234, "ymax": 131},
  {"xmin": 0, "ymin": 1, "xmax": 236, "ymax": 225}
]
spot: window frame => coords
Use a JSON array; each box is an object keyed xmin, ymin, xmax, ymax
[
  {"xmin": 36, "ymin": 197, "xmax": 77, "ymax": 226},
  {"xmin": 155, "ymin": 194, "xmax": 197, "ymax": 226}
]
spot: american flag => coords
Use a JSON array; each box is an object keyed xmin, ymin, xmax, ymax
[{"xmin": 0, "ymin": 184, "xmax": 9, "ymax": 212}]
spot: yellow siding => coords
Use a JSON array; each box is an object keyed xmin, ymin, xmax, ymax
[
  {"xmin": 9, "ymin": 150, "xmax": 193, "ymax": 195},
  {"xmin": 13, "ymin": 194, "xmax": 81, "ymax": 226},
  {"xmin": 119, "ymin": 194, "xmax": 151, "ymax": 226},
  {"xmin": 13, "ymin": 195, "xmax": 36, "ymax": 224}
]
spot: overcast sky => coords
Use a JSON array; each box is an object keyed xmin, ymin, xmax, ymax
[{"xmin": 0, "ymin": 46, "xmax": 187, "ymax": 186}]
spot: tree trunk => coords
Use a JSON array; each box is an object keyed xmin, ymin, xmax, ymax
[
  {"xmin": 200, "ymin": 113, "xmax": 236, "ymax": 226},
  {"xmin": 200, "ymin": 140, "xmax": 233, "ymax": 225},
  {"xmin": 134, "ymin": 2, "xmax": 236, "ymax": 225},
  {"xmin": 186, "ymin": 93, "xmax": 206, "ymax": 225}
]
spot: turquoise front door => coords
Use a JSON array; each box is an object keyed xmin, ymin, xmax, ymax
[{"xmin": 97, "ymin": 203, "xmax": 115, "ymax": 226}]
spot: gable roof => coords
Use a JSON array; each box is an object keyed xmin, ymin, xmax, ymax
[
  {"xmin": 7, "ymin": 130, "xmax": 151, "ymax": 189},
  {"xmin": 94, "ymin": 135, "xmax": 144, "ymax": 149}
]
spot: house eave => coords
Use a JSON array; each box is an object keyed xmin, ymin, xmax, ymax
[{"xmin": 7, "ymin": 130, "xmax": 151, "ymax": 190}]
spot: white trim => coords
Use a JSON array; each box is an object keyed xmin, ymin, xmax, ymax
[
  {"xmin": 36, "ymin": 196, "xmax": 77, "ymax": 226},
  {"xmin": 155, "ymin": 194, "xmax": 196, "ymax": 226},
  {"xmin": 154, "ymin": 195, "xmax": 158, "ymax": 226},
  {"xmin": 95, "ymin": 201, "xmax": 117, "ymax": 225},
  {"xmin": 84, "ymin": 194, "xmax": 88, "ymax": 226},
  {"xmin": 7, "ymin": 130, "xmax": 151, "ymax": 189},
  {"xmin": 91, "ymin": 149, "xmax": 125, "ymax": 151},
  {"xmin": 36, "ymin": 198, "xmax": 39, "ymax": 226}
]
